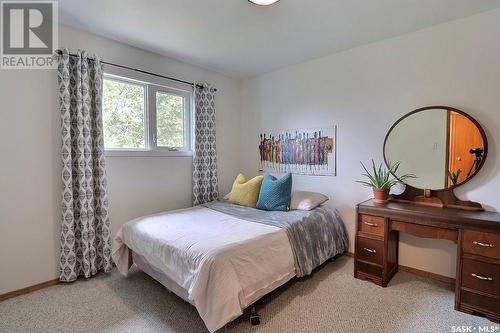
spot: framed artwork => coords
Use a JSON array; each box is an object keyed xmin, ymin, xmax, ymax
[{"xmin": 258, "ymin": 126, "xmax": 337, "ymax": 176}]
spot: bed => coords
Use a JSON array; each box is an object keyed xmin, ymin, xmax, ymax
[{"xmin": 112, "ymin": 200, "xmax": 348, "ymax": 332}]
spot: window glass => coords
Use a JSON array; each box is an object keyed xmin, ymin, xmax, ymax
[
  {"xmin": 156, "ymin": 91, "xmax": 184, "ymax": 148},
  {"xmin": 103, "ymin": 78, "xmax": 146, "ymax": 149}
]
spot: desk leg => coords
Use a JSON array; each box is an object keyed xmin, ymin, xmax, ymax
[
  {"xmin": 382, "ymin": 220, "xmax": 399, "ymax": 287},
  {"xmin": 454, "ymin": 229, "xmax": 463, "ymax": 310}
]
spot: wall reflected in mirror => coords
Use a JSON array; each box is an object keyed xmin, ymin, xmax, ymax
[{"xmin": 384, "ymin": 108, "xmax": 486, "ymax": 190}]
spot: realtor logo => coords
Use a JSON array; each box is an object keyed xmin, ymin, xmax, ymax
[{"xmin": 1, "ymin": 0, "xmax": 58, "ymax": 69}]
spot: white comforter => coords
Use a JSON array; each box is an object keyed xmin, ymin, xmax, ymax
[{"xmin": 112, "ymin": 206, "xmax": 295, "ymax": 332}]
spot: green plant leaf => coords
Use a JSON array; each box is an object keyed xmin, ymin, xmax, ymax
[
  {"xmin": 356, "ymin": 160, "xmax": 418, "ymax": 189},
  {"xmin": 355, "ymin": 181, "xmax": 375, "ymax": 188}
]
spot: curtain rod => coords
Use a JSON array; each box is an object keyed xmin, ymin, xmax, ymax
[{"xmin": 55, "ymin": 50, "xmax": 215, "ymax": 91}]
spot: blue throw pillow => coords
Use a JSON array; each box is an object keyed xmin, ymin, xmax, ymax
[{"xmin": 256, "ymin": 173, "xmax": 292, "ymax": 211}]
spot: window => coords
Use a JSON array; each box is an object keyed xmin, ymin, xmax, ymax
[
  {"xmin": 102, "ymin": 72, "xmax": 192, "ymax": 156},
  {"xmin": 156, "ymin": 91, "xmax": 185, "ymax": 148},
  {"xmin": 103, "ymin": 77, "xmax": 146, "ymax": 149}
]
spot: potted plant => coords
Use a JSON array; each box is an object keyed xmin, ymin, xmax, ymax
[
  {"xmin": 448, "ymin": 169, "xmax": 462, "ymax": 186},
  {"xmin": 357, "ymin": 160, "xmax": 416, "ymax": 204}
]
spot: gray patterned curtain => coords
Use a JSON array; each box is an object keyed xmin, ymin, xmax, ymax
[
  {"xmin": 193, "ymin": 84, "xmax": 219, "ymax": 205},
  {"xmin": 57, "ymin": 49, "xmax": 112, "ymax": 282}
]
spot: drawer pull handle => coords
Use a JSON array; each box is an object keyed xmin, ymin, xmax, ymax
[
  {"xmin": 472, "ymin": 241, "xmax": 495, "ymax": 248},
  {"xmin": 471, "ymin": 273, "xmax": 493, "ymax": 281},
  {"xmin": 363, "ymin": 247, "xmax": 377, "ymax": 253},
  {"xmin": 364, "ymin": 222, "xmax": 378, "ymax": 227}
]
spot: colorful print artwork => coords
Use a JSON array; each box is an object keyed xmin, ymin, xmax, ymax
[{"xmin": 259, "ymin": 126, "xmax": 336, "ymax": 176}]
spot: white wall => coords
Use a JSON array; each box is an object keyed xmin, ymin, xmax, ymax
[
  {"xmin": 385, "ymin": 109, "xmax": 448, "ymax": 190},
  {"xmin": 238, "ymin": 9, "xmax": 500, "ymax": 278},
  {"xmin": 0, "ymin": 25, "xmax": 241, "ymax": 294}
]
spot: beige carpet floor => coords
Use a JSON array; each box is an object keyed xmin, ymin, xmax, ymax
[{"xmin": 0, "ymin": 256, "xmax": 495, "ymax": 333}]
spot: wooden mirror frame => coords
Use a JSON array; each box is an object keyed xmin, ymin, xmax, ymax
[{"xmin": 383, "ymin": 106, "xmax": 488, "ymax": 211}]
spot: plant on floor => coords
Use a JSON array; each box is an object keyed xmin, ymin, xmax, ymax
[{"xmin": 356, "ymin": 160, "xmax": 417, "ymax": 203}]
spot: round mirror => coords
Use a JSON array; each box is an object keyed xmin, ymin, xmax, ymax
[{"xmin": 384, "ymin": 106, "xmax": 487, "ymax": 191}]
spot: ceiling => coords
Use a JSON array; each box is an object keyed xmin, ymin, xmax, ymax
[{"xmin": 59, "ymin": 0, "xmax": 500, "ymax": 78}]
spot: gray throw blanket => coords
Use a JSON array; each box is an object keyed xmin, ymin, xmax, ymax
[{"xmin": 203, "ymin": 201, "xmax": 349, "ymax": 277}]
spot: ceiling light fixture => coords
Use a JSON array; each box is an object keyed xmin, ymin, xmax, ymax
[{"xmin": 248, "ymin": 0, "xmax": 280, "ymax": 6}]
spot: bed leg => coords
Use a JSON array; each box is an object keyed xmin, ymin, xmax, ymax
[
  {"xmin": 249, "ymin": 305, "xmax": 261, "ymax": 326},
  {"xmin": 331, "ymin": 252, "xmax": 345, "ymax": 262}
]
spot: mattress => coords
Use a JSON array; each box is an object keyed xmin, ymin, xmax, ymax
[
  {"xmin": 113, "ymin": 205, "xmax": 296, "ymax": 332},
  {"xmin": 132, "ymin": 251, "xmax": 192, "ymax": 304}
]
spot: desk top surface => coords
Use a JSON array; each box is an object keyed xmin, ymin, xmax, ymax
[{"xmin": 358, "ymin": 199, "xmax": 500, "ymax": 231}]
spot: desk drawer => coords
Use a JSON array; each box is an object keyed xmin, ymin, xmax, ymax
[
  {"xmin": 462, "ymin": 258, "xmax": 500, "ymax": 296},
  {"xmin": 356, "ymin": 236, "xmax": 384, "ymax": 265},
  {"xmin": 359, "ymin": 214, "xmax": 385, "ymax": 237},
  {"xmin": 463, "ymin": 230, "xmax": 500, "ymax": 260},
  {"xmin": 355, "ymin": 260, "xmax": 383, "ymax": 285},
  {"xmin": 460, "ymin": 289, "xmax": 500, "ymax": 320}
]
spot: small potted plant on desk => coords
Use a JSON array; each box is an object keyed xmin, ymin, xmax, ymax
[
  {"xmin": 357, "ymin": 160, "xmax": 417, "ymax": 204},
  {"xmin": 448, "ymin": 169, "xmax": 462, "ymax": 186}
]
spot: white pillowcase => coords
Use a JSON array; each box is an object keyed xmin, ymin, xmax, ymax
[{"xmin": 290, "ymin": 191, "xmax": 329, "ymax": 210}]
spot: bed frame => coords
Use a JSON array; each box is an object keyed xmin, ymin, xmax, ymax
[{"xmin": 132, "ymin": 250, "xmax": 345, "ymax": 327}]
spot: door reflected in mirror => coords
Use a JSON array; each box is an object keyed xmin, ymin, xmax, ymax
[{"xmin": 384, "ymin": 107, "xmax": 486, "ymax": 190}]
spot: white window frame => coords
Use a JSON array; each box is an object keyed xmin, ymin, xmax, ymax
[
  {"xmin": 102, "ymin": 69, "xmax": 193, "ymax": 158},
  {"xmin": 102, "ymin": 74, "xmax": 149, "ymax": 152},
  {"xmin": 148, "ymin": 85, "xmax": 192, "ymax": 153}
]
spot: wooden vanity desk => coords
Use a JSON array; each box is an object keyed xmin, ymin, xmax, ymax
[{"xmin": 354, "ymin": 199, "xmax": 500, "ymax": 322}]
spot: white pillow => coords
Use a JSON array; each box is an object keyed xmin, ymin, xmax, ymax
[{"xmin": 290, "ymin": 191, "xmax": 329, "ymax": 210}]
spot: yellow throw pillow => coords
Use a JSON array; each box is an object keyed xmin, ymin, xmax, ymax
[{"xmin": 229, "ymin": 173, "xmax": 264, "ymax": 207}]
